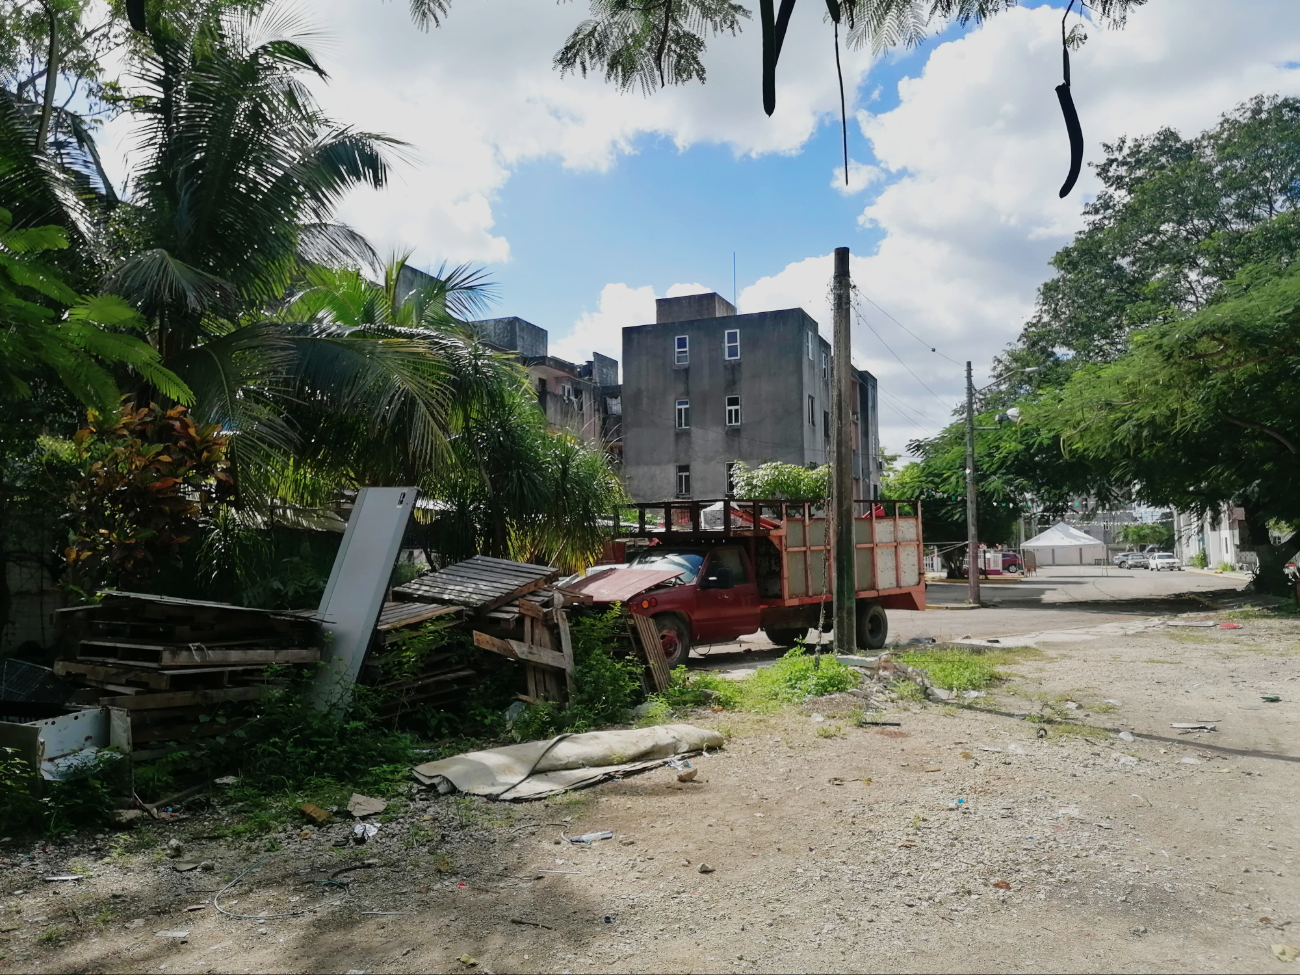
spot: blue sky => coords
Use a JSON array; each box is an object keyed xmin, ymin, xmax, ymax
[{"xmin": 99, "ymin": 0, "xmax": 1300, "ymax": 454}]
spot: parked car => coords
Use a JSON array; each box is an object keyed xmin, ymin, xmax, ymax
[
  {"xmin": 1115, "ymin": 551, "xmax": 1149, "ymax": 568},
  {"xmin": 1147, "ymin": 552, "xmax": 1183, "ymax": 571}
]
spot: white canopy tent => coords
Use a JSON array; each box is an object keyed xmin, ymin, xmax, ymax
[{"xmin": 1022, "ymin": 522, "xmax": 1107, "ymax": 566}]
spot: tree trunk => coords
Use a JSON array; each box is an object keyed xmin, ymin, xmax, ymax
[{"xmin": 1241, "ymin": 504, "xmax": 1296, "ymax": 597}]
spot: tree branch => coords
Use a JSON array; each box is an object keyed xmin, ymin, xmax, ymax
[
  {"xmin": 1224, "ymin": 414, "xmax": 1299, "ymax": 457},
  {"xmin": 35, "ymin": 0, "xmax": 60, "ymax": 152},
  {"xmin": 656, "ymin": 0, "xmax": 673, "ymax": 88}
]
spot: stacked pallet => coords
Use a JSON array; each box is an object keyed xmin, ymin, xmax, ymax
[
  {"xmin": 53, "ymin": 592, "xmax": 320, "ymax": 752},
  {"xmin": 362, "ymin": 602, "xmax": 475, "ymax": 718}
]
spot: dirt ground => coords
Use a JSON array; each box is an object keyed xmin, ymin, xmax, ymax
[{"xmin": 4, "ymin": 569, "xmax": 1299, "ymax": 974}]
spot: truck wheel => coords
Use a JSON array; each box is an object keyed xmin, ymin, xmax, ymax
[
  {"xmin": 654, "ymin": 615, "xmax": 691, "ymax": 669},
  {"xmin": 764, "ymin": 627, "xmax": 808, "ymax": 648},
  {"xmin": 856, "ymin": 602, "xmax": 888, "ymax": 650}
]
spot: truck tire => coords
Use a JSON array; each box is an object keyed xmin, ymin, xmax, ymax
[
  {"xmin": 764, "ymin": 627, "xmax": 808, "ymax": 648},
  {"xmin": 856, "ymin": 602, "xmax": 888, "ymax": 650},
  {"xmin": 653, "ymin": 614, "xmax": 691, "ymax": 669}
]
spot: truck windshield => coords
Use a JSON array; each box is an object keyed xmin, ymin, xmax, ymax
[{"xmin": 628, "ymin": 551, "xmax": 705, "ymax": 584}]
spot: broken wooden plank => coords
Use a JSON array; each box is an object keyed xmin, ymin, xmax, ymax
[
  {"xmin": 471, "ymin": 630, "xmax": 567, "ymax": 670},
  {"xmin": 97, "ymin": 685, "xmax": 266, "ymax": 711},
  {"xmin": 630, "ymin": 613, "xmax": 670, "ymax": 692},
  {"xmin": 375, "ymin": 602, "xmax": 462, "ymax": 631},
  {"xmin": 517, "ymin": 598, "xmax": 544, "ymax": 621},
  {"xmin": 555, "ymin": 608, "xmax": 577, "ymax": 702},
  {"xmin": 78, "ymin": 646, "xmax": 319, "ymax": 668}
]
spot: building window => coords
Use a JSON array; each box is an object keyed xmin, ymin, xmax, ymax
[
  {"xmin": 822, "ymin": 351, "xmax": 828, "ymax": 378},
  {"xmin": 807, "ymin": 332, "xmax": 815, "ymax": 360},
  {"xmin": 808, "ymin": 394, "xmax": 816, "ymax": 425},
  {"xmin": 676, "ymin": 464, "xmax": 691, "ymax": 497},
  {"xmin": 724, "ymin": 328, "xmax": 740, "ymax": 360},
  {"xmin": 675, "ymin": 335, "xmax": 689, "ymax": 365},
  {"xmin": 725, "ymin": 461, "xmax": 737, "ymax": 497},
  {"xmin": 823, "ymin": 409, "xmax": 830, "ymax": 439},
  {"xmin": 725, "ymin": 395, "xmax": 741, "ymax": 427},
  {"xmin": 675, "ymin": 399, "xmax": 690, "ymax": 429}
]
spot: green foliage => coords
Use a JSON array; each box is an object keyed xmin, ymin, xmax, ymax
[
  {"xmin": 1189, "ymin": 551, "xmax": 1209, "ymax": 568},
  {"xmin": 65, "ymin": 401, "xmax": 232, "ymax": 591},
  {"xmin": 1217, "ymin": 561, "xmax": 1236, "ymax": 573},
  {"xmin": 0, "ymin": 747, "xmax": 122, "ymax": 837},
  {"xmin": 897, "ymin": 645, "xmax": 1040, "ymax": 692},
  {"xmin": 513, "ymin": 607, "xmax": 644, "ymax": 739},
  {"xmin": 1118, "ymin": 523, "xmax": 1174, "ymax": 549},
  {"xmin": 728, "ymin": 460, "xmax": 828, "ymax": 500},
  {"xmin": 655, "ymin": 664, "xmax": 738, "ymax": 709},
  {"xmin": 0, "ymin": 207, "xmax": 190, "ymax": 413},
  {"xmin": 749, "ymin": 645, "xmax": 858, "ymax": 703}
]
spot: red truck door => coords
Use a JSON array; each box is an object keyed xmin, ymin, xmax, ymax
[{"xmin": 695, "ymin": 547, "xmax": 761, "ymax": 642}]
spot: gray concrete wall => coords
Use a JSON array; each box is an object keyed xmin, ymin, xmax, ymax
[
  {"xmin": 473, "ymin": 316, "xmax": 548, "ymax": 358},
  {"xmin": 623, "ymin": 307, "xmax": 831, "ymax": 501},
  {"xmin": 655, "ymin": 293, "xmax": 736, "ymax": 324}
]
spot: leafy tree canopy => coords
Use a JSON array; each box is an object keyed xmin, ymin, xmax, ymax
[{"xmin": 728, "ymin": 460, "xmax": 828, "ymax": 500}]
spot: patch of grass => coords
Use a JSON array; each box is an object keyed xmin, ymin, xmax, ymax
[
  {"xmin": 37, "ymin": 927, "xmax": 65, "ymax": 945},
  {"xmin": 747, "ymin": 645, "xmax": 859, "ymax": 705},
  {"xmin": 1090, "ymin": 700, "xmax": 1119, "ymax": 714},
  {"xmin": 92, "ymin": 908, "xmax": 114, "ymax": 925},
  {"xmin": 892, "ymin": 680, "xmax": 926, "ymax": 702},
  {"xmin": 815, "ymin": 723, "xmax": 844, "ymax": 738},
  {"xmin": 896, "ymin": 648, "xmax": 1002, "ymax": 692}
]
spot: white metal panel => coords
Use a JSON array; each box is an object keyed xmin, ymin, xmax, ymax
[{"xmin": 313, "ymin": 487, "xmax": 418, "ymax": 710}]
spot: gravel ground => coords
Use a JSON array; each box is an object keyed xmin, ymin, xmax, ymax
[{"xmin": 3, "ymin": 575, "xmax": 1298, "ymax": 974}]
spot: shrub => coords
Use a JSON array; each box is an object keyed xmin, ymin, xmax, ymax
[
  {"xmin": 1189, "ymin": 551, "xmax": 1209, "ymax": 568},
  {"xmin": 1216, "ymin": 561, "xmax": 1235, "ymax": 573},
  {"xmin": 0, "ymin": 748, "xmax": 123, "ymax": 837}
]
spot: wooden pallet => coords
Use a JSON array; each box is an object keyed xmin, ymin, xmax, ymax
[
  {"xmin": 394, "ymin": 555, "xmax": 558, "ymax": 611},
  {"xmin": 75, "ymin": 643, "xmax": 319, "ymax": 668},
  {"xmin": 54, "ymin": 660, "xmax": 267, "ymax": 691},
  {"xmin": 628, "ymin": 614, "xmax": 671, "ymax": 692}
]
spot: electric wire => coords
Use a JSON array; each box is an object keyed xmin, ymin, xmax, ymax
[
  {"xmin": 852, "ymin": 299, "xmax": 955, "ymax": 413},
  {"xmin": 853, "ymin": 290, "xmax": 963, "ymax": 367}
]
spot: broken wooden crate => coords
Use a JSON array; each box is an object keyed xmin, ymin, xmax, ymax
[{"xmin": 53, "ymin": 592, "xmax": 321, "ymax": 750}]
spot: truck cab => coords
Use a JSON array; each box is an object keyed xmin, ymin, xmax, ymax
[{"xmin": 625, "ymin": 545, "xmax": 760, "ymax": 665}]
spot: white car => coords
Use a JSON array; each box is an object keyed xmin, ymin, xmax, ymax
[{"xmin": 1146, "ymin": 552, "xmax": 1183, "ymax": 571}]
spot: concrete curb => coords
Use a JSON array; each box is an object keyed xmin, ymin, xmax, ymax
[{"xmin": 1184, "ymin": 567, "xmax": 1253, "ymax": 581}]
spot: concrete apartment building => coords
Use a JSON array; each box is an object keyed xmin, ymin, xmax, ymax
[
  {"xmin": 621, "ymin": 292, "xmax": 880, "ymax": 502},
  {"xmin": 396, "ymin": 266, "xmax": 622, "ymax": 454}
]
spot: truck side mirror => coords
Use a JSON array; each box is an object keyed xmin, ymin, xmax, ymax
[{"xmin": 702, "ymin": 566, "xmax": 733, "ymax": 590}]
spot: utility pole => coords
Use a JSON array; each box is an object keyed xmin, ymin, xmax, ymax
[
  {"xmin": 964, "ymin": 361, "xmax": 980, "ymax": 606},
  {"xmin": 831, "ymin": 247, "xmax": 857, "ymax": 650}
]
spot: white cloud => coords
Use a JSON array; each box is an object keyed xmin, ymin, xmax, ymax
[
  {"xmin": 550, "ymin": 280, "xmax": 714, "ymax": 367},
  {"xmin": 830, "ymin": 159, "xmax": 885, "ymax": 195},
  {"xmin": 745, "ymin": 0, "xmax": 1300, "ymax": 457}
]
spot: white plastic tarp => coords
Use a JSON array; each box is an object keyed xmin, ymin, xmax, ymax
[
  {"xmin": 1022, "ymin": 522, "xmax": 1106, "ymax": 566},
  {"xmin": 411, "ymin": 724, "xmax": 723, "ymax": 800}
]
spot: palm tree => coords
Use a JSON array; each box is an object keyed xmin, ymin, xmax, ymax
[{"xmin": 99, "ymin": 2, "xmax": 458, "ymax": 502}]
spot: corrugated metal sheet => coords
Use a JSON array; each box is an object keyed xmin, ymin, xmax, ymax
[
  {"xmin": 394, "ymin": 555, "xmax": 558, "ymax": 611},
  {"xmin": 565, "ymin": 568, "xmax": 682, "ymax": 604}
]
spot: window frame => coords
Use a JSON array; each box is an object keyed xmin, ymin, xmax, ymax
[
  {"xmin": 674, "ymin": 335, "xmax": 689, "ymax": 365},
  {"xmin": 807, "ymin": 331, "xmax": 815, "ymax": 361},
  {"xmin": 675, "ymin": 464, "xmax": 691, "ymax": 497},
  {"xmin": 725, "ymin": 461, "xmax": 737, "ymax": 497},
  {"xmin": 808, "ymin": 394, "xmax": 816, "ymax": 426},
  {"xmin": 725, "ymin": 394, "xmax": 741, "ymax": 427},
  {"xmin": 675, "ymin": 398, "xmax": 690, "ymax": 429},
  {"xmin": 724, "ymin": 328, "xmax": 740, "ymax": 361},
  {"xmin": 822, "ymin": 350, "xmax": 828, "ymax": 378},
  {"xmin": 823, "ymin": 409, "xmax": 830, "ymax": 439}
]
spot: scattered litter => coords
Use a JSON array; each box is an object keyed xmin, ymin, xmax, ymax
[
  {"xmin": 1263, "ymin": 695, "xmax": 1282, "ymax": 703},
  {"xmin": 112, "ymin": 810, "xmax": 145, "ymax": 825},
  {"xmin": 1131, "ymin": 925, "xmax": 1148, "ymax": 936},
  {"xmin": 1113, "ymin": 755, "xmax": 1138, "ymax": 766},
  {"xmin": 1117, "ymin": 732, "xmax": 1135, "ymax": 742},
  {"xmin": 810, "ymin": 713, "xmax": 826, "ymax": 723},
  {"xmin": 924, "ymin": 766, "xmax": 942, "ymax": 773},
  {"xmin": 331, "ymin": 860, "xmax": 379, "ymax": 880},
  {"xmin": 155, "ymin": 930, "xmax": 190, "ymax": 940},
  {"xmin": 665, "ymin": 759, "xmax": 692, "ymax": 771},
  {"xmin": 125, "ymin": 919, "xmax": 145, "ymax": 929},
  {"xmin": 565, "ymin": 830, "xmax": 614, "ymax": 844},
  {"xmin": 214, "ymin": 776, "xmax": 238, "ymax": 786},
  {"xmin": 1273, "ymin": 944, "xmax": 1300, "ymax": 963},
  {"xmin": 1171, "ymin": 722, "xmax": 1218, "ymax": 731},
  {"xmin": 1218, "ymin": 623, "xmax": 1243, "ymax": 630},
  {"xmin": 698, "ymin": 863, "xmax": 715, "ymax": 874},
  {"xmin": 1063, "ymin": 701, "xmax": 1080, "ymax": 710},
  {"xmin": 1057, "ymin": 806, "xmax": 1080, "ymax": 818},
  {"xmin": 504, "ymin": 700, "xmax": 527, "ymax": 725},
  {"xmin": 43, "ymin": 875, "xmax": 81, "ymax": 882},
  {"xmin": 992, "ymin": 880, "xmax": 1011, "ymax": 890},
  {"xmin": 961, "ymin": 690, "xmax": 985, "ymax": 699},
  {"xmin": 299, "ymin": 803, "xmax": 330, "ymax": 824},
  {"xmin": 677, "ymin": 768, "xmax": 698, "ymax": 783},
  {"xmin": 352, "ymin": 823, "xmax": 380, "ymax": 844},
  {"xmin": 171, "ymin": 862, "xmax": 200, "ymax": 873},
  {"xmin": 906, "ymin": 637, "xmax": 936, "ymax": 645},
  {"xmin": 458, "ymin": 955, "xmax": 479, "ymax": 967},
  {"xmin": 979, "ymin": 746, "xmax": 1002, "ymax": 753},
  {"xmin": 1104, "ymin": 699, "xmax": 1122, "ymax": 706},
  {"xmin": 828, "ymin": 777, "xmax": 846, "ymax": 786},
  {"xmin": 346, "ymin": 794, "xmax": 387, "ymax": 818},
  {"xmin": 199, "ymin": 861, "xmax": 215, "ymax": 871},
  {"xmin": 987, "ymin": 639, "xmax": 1000, "ymax": 644},
  {"xmin": 511, "ymin": 917, "xmax": 554, "ymax": 930},
  {"xmin": 1007, "ymin": 744, "xmax": 1026, "ymax": 755},
  {"xmin": 1179, "ymin": 756, "xmax": 1202, "ymax": 765},
  {"xmin": 1094, "ymin": 822, "xmax": 1113, "ymax": 830}
]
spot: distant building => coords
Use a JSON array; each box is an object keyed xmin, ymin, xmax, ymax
[
  {"xmin": 621, "ymin": 292, "xmax": 880, "ymax": 502},
  {"xmin": 394, "ymin": 265, "xmax": 621, "ymax": 455},
  {"xmin": 1174, "ymin": 505, "xmax": 1248, "ymax": 570}
]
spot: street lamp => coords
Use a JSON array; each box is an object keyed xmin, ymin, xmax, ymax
[{"xmin": 964, "ymin": 364, "xmax": 1039, "ymax": 606}]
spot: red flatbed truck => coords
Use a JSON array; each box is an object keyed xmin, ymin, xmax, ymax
[{"xmin": 570, "ymin": 499, "xmax": 926, "ymax": 668}]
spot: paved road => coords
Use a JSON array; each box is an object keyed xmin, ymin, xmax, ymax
[{"xmin": 690, "ymin": 565, "xmax": 1251, "ymax": 668}]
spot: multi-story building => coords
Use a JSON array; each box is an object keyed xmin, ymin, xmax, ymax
[
  {"xmin": 395, "ymin": 266, "xmax": 622, "ymax": 455},
  {"xmin": 621, "ymin": 292, "xmax": 880, "ymax": 502}
]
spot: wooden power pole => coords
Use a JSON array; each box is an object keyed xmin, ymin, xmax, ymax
[
  {"xmin": 831, "ymin": 247, "xmax": 857, "ymax": 651},
  {"xmin": 964, "ymin": 360, "xmax": 981, "ymax": 606}
]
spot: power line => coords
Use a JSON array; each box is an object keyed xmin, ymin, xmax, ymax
[
  {"xmin": 854, "ymin": 289, "xmax": 963, "ymax": 366},
  {"xmin": 876, "ymin": 385, "xmax": 942, "ymax": 430},
  {"xmin": 852, "ymin": 300, "xmax": 956, "ymax": 413}
]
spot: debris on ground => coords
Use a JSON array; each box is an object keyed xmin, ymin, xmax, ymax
[{"xmin": 346, "ymin": 794, "xmax": 387, "ymax": 818}]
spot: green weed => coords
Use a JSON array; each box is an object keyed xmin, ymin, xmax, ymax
[
  {"xmin": 815, "ymin": 723, "xmax": 843, "ymax": 738},
  {"xmin": 892, "ymin": 680, "xmax": 926, "ymax": 702},
  {"xmin": 896, "ymin": 646, "xmax": 1039, "ymax": 692},
  {"xmin": 37, "ymin": 927, "xmax": 64, "ymax": 945}
]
